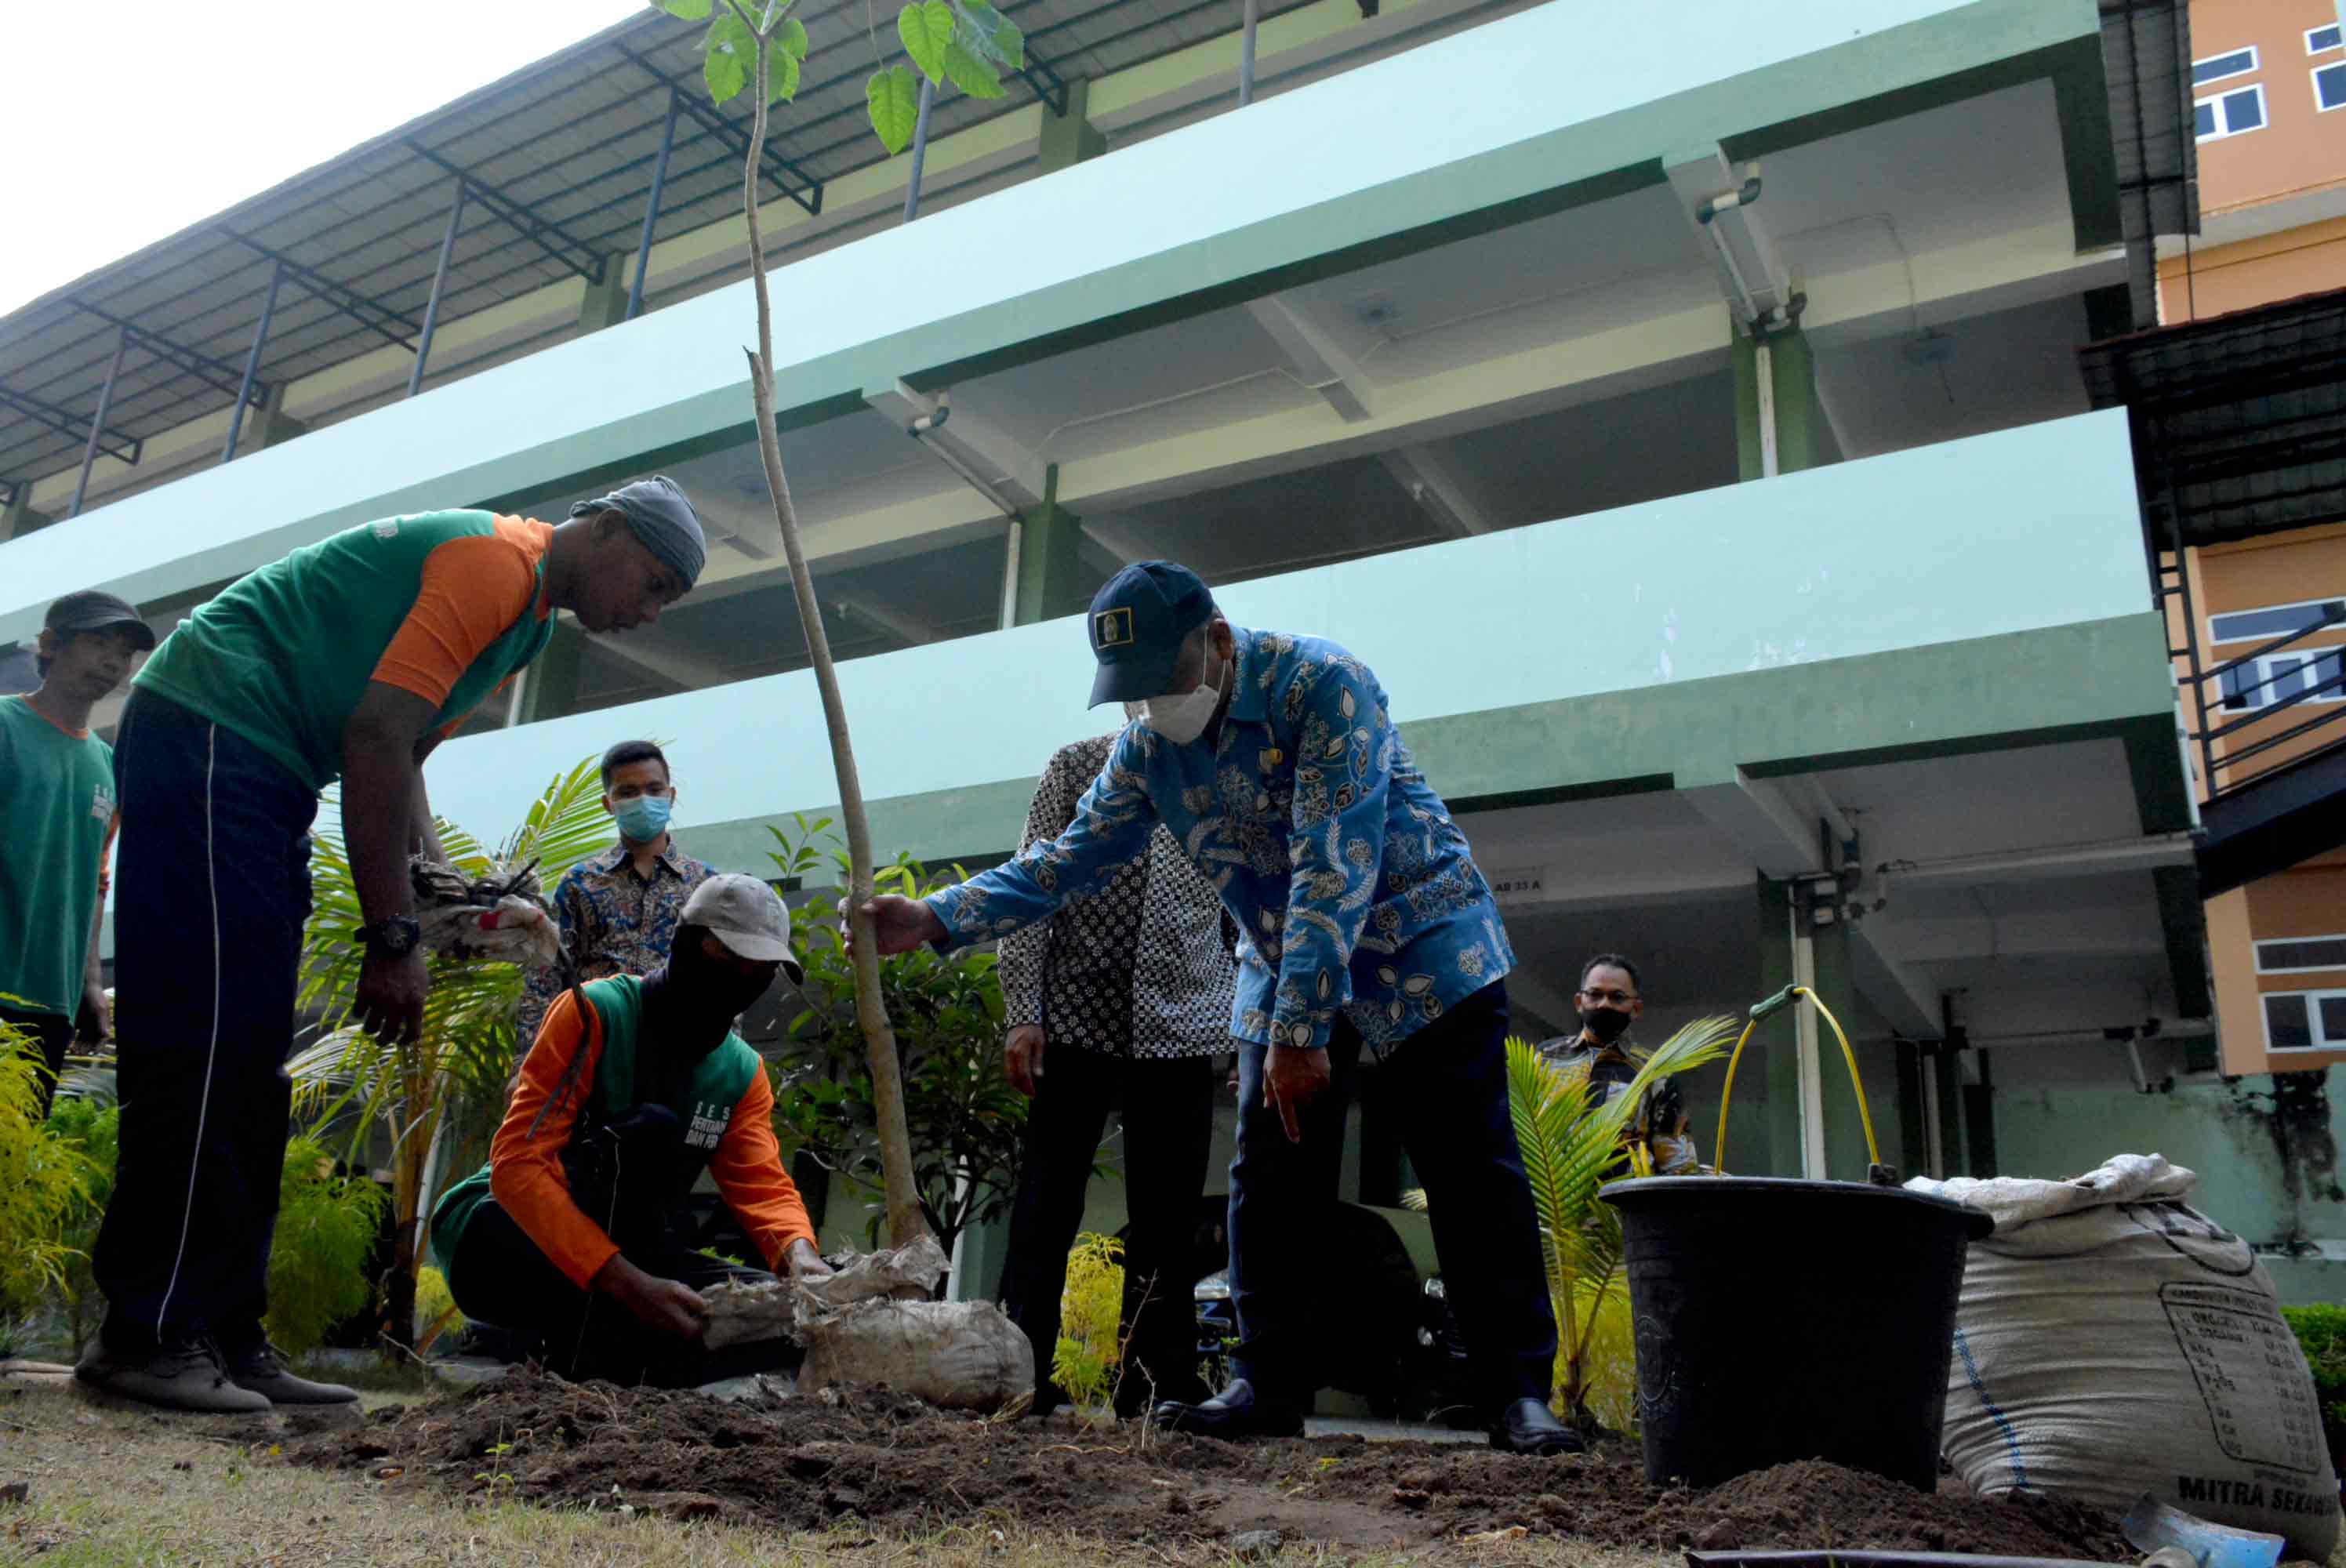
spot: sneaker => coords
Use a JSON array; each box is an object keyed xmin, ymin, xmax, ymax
[
  {"xmin": 222, "ymin": 1341, "xmax": 359, "ymax": 1405},
  {"xmin": 76, "ymin": 1339, "xmax": 274, "ymax": 1414}
]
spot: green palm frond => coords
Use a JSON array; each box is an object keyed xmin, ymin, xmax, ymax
[{"xmin": 1498, "ymin": 1014, "xmax": 1740, "ymax": 1429}]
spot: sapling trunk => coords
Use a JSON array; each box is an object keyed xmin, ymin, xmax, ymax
[{"xmin": 732, "ymin": 11, "xmax": 926, "ymax": 1250}]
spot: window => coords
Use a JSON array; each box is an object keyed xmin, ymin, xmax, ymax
[
  {"xmin": 2194, "ymin": 46, "xmax": 2260, "ymax": 85},
  {"xmin": 2218, "ymin": 648, "xmax": 2345, "ymax": 711},
  {"xmin": 2309, "ymin": 24, "xmax": 2343, "ymax": 56},
  {"xmin": 2210, "ymin": 598, "xmax": 2346, "ymax": 644},
  {"xmin": 2197, "ymin": 84, "xmax": 2268, "ymax": 140},
  {"xmin": 2320, "ymin": 62, "xmax": 2346, "ymax": 111},
  {"xmin": 2257, "ymin": 935, "xmax": 2346, "ymax": 975},
  {"xmin": 2264, "ymin": 990, "xmax": 2346, "ymax": 1052}
]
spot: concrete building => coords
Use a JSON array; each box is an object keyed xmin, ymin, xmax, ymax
[{"xmin": 5, "ymin": 0, "xmax": 2343, "ymax": 1301}]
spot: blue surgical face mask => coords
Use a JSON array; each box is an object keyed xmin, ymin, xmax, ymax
[{"xmin": 613, "ymin": 793, "xmax": 674, "ymax": 844}]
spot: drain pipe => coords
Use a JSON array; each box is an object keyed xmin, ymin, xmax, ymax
[
  {"xmin": 1238, "ymin": 0, "xmax": 1260, "ymax": 104},
  {"xmin": 999, "ymin": 516, "xmax": 1023, "ymax": 630}
]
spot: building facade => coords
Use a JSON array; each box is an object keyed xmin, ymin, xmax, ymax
[{"xmin": 6, "ymin": 0, "xmax": 2345, "ymax": 1300}]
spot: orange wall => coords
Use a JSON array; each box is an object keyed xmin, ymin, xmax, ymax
[
  {"xmin": 2188, "ymin": 0, "xmax": 2346, "ymax": 216},
  {"xmin": 2181, "ymin": 530, "xmax": 2346, "ymax": 1075},
  {"xmin": 2156, "ymin": 214, "xmax": 2346, "ymax": 320}
]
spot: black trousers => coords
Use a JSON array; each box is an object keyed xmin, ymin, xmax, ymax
[
  {"xmin": 1227, "ymin": 981, "xmax": 1556, "ymax": 1417},
  {"xmin": 998, "ymin": 1047, "xmax": 1218, "ymax": 1406},
  {"xmin": 94, "ymin": 691, "xmax": 318, "ymax": 1356},
  {"xmin": 448, "ymin": 1200, "xmax": 789, "ymax": 1388},
  {"xmin": 1, "ymin": 1005, "xmax": 74, "ymax": 1123}
]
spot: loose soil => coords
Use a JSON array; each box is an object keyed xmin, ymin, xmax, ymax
[{"xmin": 289, "ymin": 1370, "xmax": 2135, "ymax": 1559}]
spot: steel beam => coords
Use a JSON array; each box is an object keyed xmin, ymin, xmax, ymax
[
  {"xmin": 903, "ymin": 80, "xmax": 937, "ymax": 223},
  {"xmin": 69, "ymin": 330, "xmax": 131, "ymax": 518},
  {"xmin": 1239, "ymin": 0, "xmax": 1260, "ymax": 104},
  {"xmin": 615, "ymin": 44, "xmax": 823, "ymax": 217},
  {"xmin": 409, "ymin": 178, "xmax": 470, "ymax": 398},
  {"xmin": 404, "ymin": 143, "xmax": 605, "ymax": 281},
  {"xmin": 222, "ymin": 235, "xmax": 422, "ymax": 350},
  {"xmin": 627, "ymin": 90, "xmax": 684, "ymax": 321},
  {"xmin": 0, "ymin": 385, "xmax": 140, "ymax": 467},
  {"xmin": 65, "ymin": 304, "xmax": 261, "ymax": 406},
  {"xmin": 223, "ymin": 260, "xmax": 286, "ymax": 463}
]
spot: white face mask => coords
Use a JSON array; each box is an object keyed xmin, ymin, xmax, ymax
[{"xmin": 1141, "ymin": 655, "xmax": 1222, "ymax": 746}]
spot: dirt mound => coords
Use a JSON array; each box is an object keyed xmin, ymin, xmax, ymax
[{"xmin": 289, "ymin": 1371, "xmax": 2132, "ymax": 1558}]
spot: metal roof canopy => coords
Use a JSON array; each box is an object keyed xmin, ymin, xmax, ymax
[
  {"xmin": 0, "ymin": 0, "xmax": 1311, "ymax": 503},
  {"xmin": 2080, "ymin": 287, "xmax": 2346, "ymax": 550}
]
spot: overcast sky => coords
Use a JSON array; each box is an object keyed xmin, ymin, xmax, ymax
[{"xmin": 0, "ymin": 0, "xmax": 646, "ymax": 317}]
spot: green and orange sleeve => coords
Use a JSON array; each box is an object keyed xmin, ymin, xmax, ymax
[
  {"xmin": 709, "ymin": 1069, "xmax": 818, "ymax": 1271},
  {"xmin": 488, "ymin": 989, "xmax": 623, "ymax": 1290},
  {"xmin": 369, "ymin": 516, "xmax": 551, "ymax": 724}
]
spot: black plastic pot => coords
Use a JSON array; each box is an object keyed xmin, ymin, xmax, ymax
[{"xmin": 1601, "ymin": 1175, "xmax": 1992, "ymax": 1491}]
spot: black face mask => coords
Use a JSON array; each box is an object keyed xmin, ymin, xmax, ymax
[
  {"xmin": 650, "ymin": 925, "xmax": 774, "ymax": 1050},
  {"xmin": 1580, "ymin": 1007, "xmax": 1633, "ymax": 1045}
]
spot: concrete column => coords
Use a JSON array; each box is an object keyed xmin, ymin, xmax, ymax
[
  {"xmin": 577, "ymin": 253, "xmax": 631, "ymax": 335},
  {"xmin": 1753, "ymin": 876, "xmax": 1802, "ymax": 1176},
  {"xmin": 0, "ymin": 485, "xmax": 52, "ymax": 542},
  {"xmin": 521, "ymin": 619, "xmax": 586, "ymax": 723},
  {"xmin": 1732, "ymin": 325, "xmax": 1822, "ymax": 481},
  {"xmin": 242, "ymin": 383, "xmax": 309, "ymax": 452},
  {"xmin": 1037, "ymin": 78, "xmax": 1107, "ymax": 175},
  {"xmin": 1011, "ymin": 474, "xmax": 1085, "ymax": 626},
  {"xmin": 1933, "ymin": 1047, "xmax": 1968, "ymax": 1177}
]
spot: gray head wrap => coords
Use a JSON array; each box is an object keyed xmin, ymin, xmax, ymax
[{"xmin": 572, "ymin": 475, "xmax": 706, "ymax": 590}]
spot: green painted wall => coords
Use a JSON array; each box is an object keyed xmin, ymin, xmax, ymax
[
  {"xmin": 1992, "ymin": 1061, "xmax": 2346, "ymax": 1306},
  {"xmin": 0, "ymin": 0, "xmax": 2106, "ymax": 645}
]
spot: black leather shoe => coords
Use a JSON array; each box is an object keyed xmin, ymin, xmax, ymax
[
  {"xmin": 1489, "ymin": 1397, "xmax": 1585, "ymax": 1456},
  {"xmin": 1151, "ymin": 1377, "xmax": 1306, "ymax": 1439}
]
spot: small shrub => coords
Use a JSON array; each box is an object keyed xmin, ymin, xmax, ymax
[
  {"xmin": 0, "ymin": 1033, "xmax": 101, "ymax": 1348},
  {"xmin": 265, "ymin": 1138, "xmax": 391, "ymax": 1356},
  {"xmin": 42, "ymin": 1094, "xmax": 121, "ymax": 1354},
  {"xmin": 414, "ymin": 1263, "xmax": 462, "ymax": 1352},
  {"xmin": 1053, "ymin": 1232, "xmax": 1124, "ymax": 1410},
  {"xmin": 2284, "ymin": 1304, "xmax": 2346, "ymax": 1472}
]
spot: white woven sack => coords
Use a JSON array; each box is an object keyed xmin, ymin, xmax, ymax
[{"xmin": 1910, "ymin": 1155, "xmax": 2339, "ymax": 1558}]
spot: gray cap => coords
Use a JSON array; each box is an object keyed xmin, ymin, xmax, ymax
[
  {"xmin": 572, "ymin": 475, "xmax": 706, "ymax": 590},
  {"xmin": 46, "ymin": 589, "xmax": 156, "ymax": 651},
  {"xmin": 682, "ymin": 873, "xmax": 803, "ymax": 982}
]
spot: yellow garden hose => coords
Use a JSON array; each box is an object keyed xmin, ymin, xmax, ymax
[{"xmin": 1712, "ymin": 984, "xmax": 1880, "ymax": 1176}]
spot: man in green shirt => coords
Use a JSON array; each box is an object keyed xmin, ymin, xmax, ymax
[
  {"xmin": 0, "ymin": 592, "xmax": 154, "ymax": 1119},
  {"xmin": 79, "ymin": 478, "xmax": 707, "ymax": 1415}
]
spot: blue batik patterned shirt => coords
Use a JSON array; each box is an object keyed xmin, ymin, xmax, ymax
[{"xmin": 928, "ymin": 626, "xmax": 1514, "ymax": 1055}]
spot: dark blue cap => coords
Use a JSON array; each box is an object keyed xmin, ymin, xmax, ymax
[{"xmin": 1085, "ymin": 561, "xmax": 1217, "ymax": 707}]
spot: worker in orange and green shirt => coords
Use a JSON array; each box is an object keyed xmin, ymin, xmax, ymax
[
  {"xmin": 433, "ymin": 874, "xmax": 832, "ymax": 1388},
  {"xmin": 0, "ymin": 592, "xmax": 154, "ymax": 1119},
  {"xmin": 78, "ymin": 477, "xmax": 707, "ymax": 1415}
]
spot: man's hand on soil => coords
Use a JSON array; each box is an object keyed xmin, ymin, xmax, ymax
[
  {"xmin": 354, "ymin": 948, "xmax": 430, "ymax": 1046},
  {"xmin": 1004, "ymin": 1025, "xmax": 1046, "ymax": 1096},
  {"xmin": 1265, "ymin": 1041, "xmax": 1331, "ymax": 1144},
  {"xmin": 851, "ymin": 895, "xmax": 946, "ymax": 957},
  {"xmin": 597, "ymin": 1257, "xmax": 708, "ymax": 1338},
  {"xmin": 786, "ymin": 1239, "xmax": 834, "ymax": 1279}
]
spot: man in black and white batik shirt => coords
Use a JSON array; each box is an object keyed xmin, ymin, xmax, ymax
[{"xmin": 996, "ymin": 724, "xmax": 1235, "ymax": 1417}]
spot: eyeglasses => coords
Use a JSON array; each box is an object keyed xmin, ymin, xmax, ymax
[{"xmin": 1578, "ymin": 988, "xmax": 1638, "ymax": 1007}]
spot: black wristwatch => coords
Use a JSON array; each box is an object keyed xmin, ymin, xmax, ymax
[{"xmin": 354, "ymin": 916, "xmax": 422, "ymax": 957}]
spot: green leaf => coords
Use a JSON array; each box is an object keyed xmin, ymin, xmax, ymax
[
  {"xmin": 775, "ymin": 15, "xmax": 810, "ymax": 58},
  {"xmin": 955, "ymin": 0, "xmax": 1024, "ymax": 68},
  {"xmin": 867, "ymin": 66, "xmax": 924, "ymax": 154},
  {"xmin": 898, "ymin": 0, "xmax": 955, "ymax": 84},
  {"xmin": 705, "ymin": 9, "xmax": 756, "ymax": 101},
  {"xmin": 940, "ymin": 38, "xmax": 1004, "ymax": 97},
  {"xmin": 765, "ymin": 45, "xmax": 802, "ymax": 102},
  {"xmin": 656, "ymin": 0, "xmax": 713, "ymax": 16}
]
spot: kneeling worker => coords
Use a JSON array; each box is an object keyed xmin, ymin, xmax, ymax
[{"xmin": 430, "ymin": 873, "xmax": 831, "ymax": 1386}]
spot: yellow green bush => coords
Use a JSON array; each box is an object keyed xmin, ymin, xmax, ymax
[
  {"xmin": 264, "ymin": 1138, "xmax": 391, "ymax": 1356},
  {"xmin": 0, "ymin": 1032, "xmax": 101, "ymax": 1345},
  {"xmin": 1053, "ymin": 1232, "xmax": 1124, "ymax": 1410}
]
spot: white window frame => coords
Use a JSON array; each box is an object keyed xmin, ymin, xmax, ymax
[
  {"xmin": 2194, "ymin": 45, "xmax": 2261, "ymax": 85},
  {"xmin": 2220, "ymin": 649, "xmax": 2346, "ymax": 712},
  {"xmin": 2264, "ymin": 989, "xmax": 2346, "ymax": 1052},
  {"xmin": 2308, "ymin": 24, "xmax": 2343, "ymax": 56},
  {"xmin": 2255, "ymin": 934, "xmax": 2346, "ymax": 975},
  {"xmin": 2319, "ymin": 60, "xmax": 2346, "ymax": 113},
  {"xmin": 2209, "ymin": 596, "xmax": 2346, "ymax": 645},
  {"xmin": 2197, "ymin": 82, "xmax": 2271, "ymax": 141}
]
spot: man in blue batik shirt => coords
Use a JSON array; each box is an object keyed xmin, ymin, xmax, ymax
[{"xmin": 862, "ymin": 561, "xmax": 1574, "ymax": 1456}]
